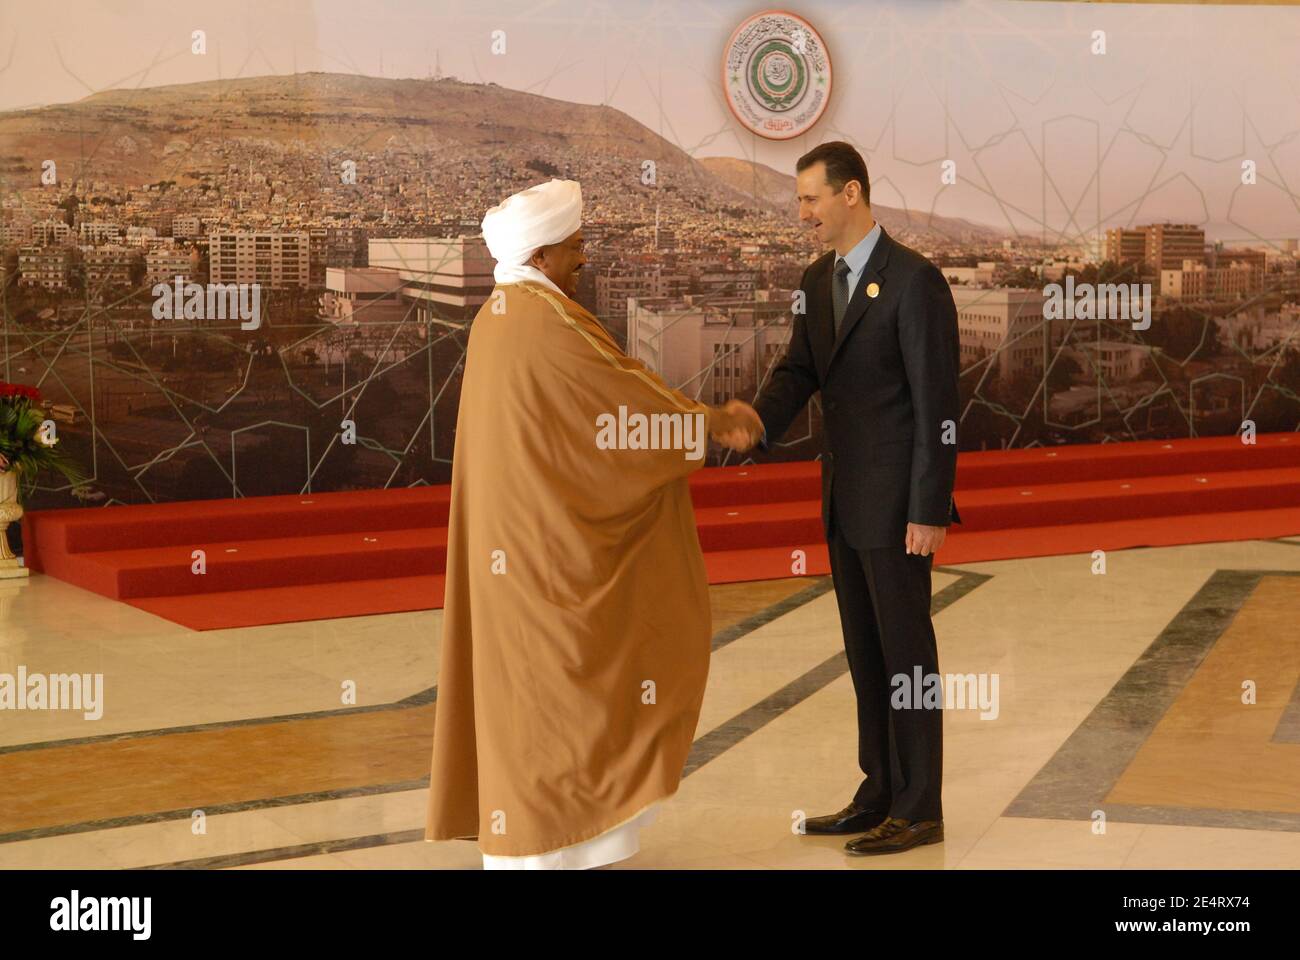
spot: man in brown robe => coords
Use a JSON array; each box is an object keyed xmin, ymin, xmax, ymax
[{"xmin": 424, "ymin": 179, "xmax": 760, "ymax": 869}]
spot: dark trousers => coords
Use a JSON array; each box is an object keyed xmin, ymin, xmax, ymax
[{"xmin": 827, "ymin": 504, "xmax": 944, "ymax": 822}]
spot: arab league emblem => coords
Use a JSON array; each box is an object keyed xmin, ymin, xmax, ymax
[{"xmin": 723, "ymin": 10, "xmax": 832, "ymax": 141}]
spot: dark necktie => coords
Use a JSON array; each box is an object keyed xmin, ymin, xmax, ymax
[{"xmin": 832, "ymin": 258, "xmax": 851, "ymax": 338}]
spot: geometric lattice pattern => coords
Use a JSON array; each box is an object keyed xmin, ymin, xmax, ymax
[{"xmin": 3, "ymin": 0, "xmax": 1298, "ymax": 513}]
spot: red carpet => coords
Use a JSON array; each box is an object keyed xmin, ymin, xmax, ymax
[{"xmin": 20, "ymin": 432, "xmax": 1300, "ymax": 630}]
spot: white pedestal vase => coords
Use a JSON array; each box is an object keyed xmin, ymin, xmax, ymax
[{"xmin": 0, "ymin": 466, "xmax": 30, "ymax": 579}]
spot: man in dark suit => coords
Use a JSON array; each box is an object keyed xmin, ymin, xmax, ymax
[{"xmin": 719, "ymin": 141, "xmax": 961, "ymax": 855}]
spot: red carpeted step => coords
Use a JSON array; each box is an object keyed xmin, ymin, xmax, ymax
[
  {"xmin": 702, "ymin": 542, "xmax": 832, "ymax": 583},
  {"xmin": 78, "ymin": 527, "xmax": 447, "ymax": 598},
  {"xmin": 30, "ymin": 486, "xmax": 449, "ymax": 559},
  {"xmin": 952, "ymin": 433, "xmax": 1300, "ymax": 488},
  {"xmin": 689, "ymin": 461, "xmax": 821, "ymax": 507},
  {"xmin": 953, "ymin": 464, "xmax": 1300, "ymax": 530},
  {"xmin": 20, "ymin": 432, "xmax": 1300, "ymax": 631},
  {"xmin": 695, "ymin": 499, "xmax": 824, "ymax": 550},
  {"xmin": 689, "ymin": 433, "xmax": 1300, "ymax": 506},
  {"xmin": 128, "ymin": 574, "xmax": 446, "ymax": 631}
]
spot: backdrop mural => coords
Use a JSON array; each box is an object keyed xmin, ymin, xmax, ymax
[{"xmin": 2, "ymin": 0, "xmax": 1298, "ymax": 514}]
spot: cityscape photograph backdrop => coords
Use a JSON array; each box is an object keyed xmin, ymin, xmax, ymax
[{"xmin": 2, "ymin": 0, "xmax": 1298, "ymax": 510}]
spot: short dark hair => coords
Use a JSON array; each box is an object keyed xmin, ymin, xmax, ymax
[{"xmin": 796, "ymin": 141, "xmax": 870, "ymax": 206}]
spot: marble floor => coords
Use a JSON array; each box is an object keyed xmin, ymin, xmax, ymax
[{"xmin": 1, "ymin": 534, "xmax": 1299, "ymax": 870}]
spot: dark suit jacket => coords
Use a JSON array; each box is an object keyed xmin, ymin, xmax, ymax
[{"xmin": 753, "ymin": 225, "xmax": 962, "ymax": 550}]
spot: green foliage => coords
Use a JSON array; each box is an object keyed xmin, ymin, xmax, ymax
[{"xmin": 0, "ymin": 398, "xmax": 90, "ymax": 503}]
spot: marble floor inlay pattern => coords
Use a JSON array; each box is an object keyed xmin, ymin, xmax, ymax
[{"xmin": 2, "ymin": 536, "xmax": 1299, "ymax": 869}]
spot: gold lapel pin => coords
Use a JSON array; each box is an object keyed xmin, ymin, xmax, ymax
[{"xmin": 866, "ymin": 282, "xmax": 880, "ymax": 299}]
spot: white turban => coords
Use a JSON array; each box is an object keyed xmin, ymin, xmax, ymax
[{"xmin": 481, "ymin": 179, "xmax": 582, "ymax": 291}]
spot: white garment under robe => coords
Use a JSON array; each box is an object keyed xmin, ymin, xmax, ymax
[{"xmin": 481, "ymin": 803, "xmax": 660, "ymax": 870}]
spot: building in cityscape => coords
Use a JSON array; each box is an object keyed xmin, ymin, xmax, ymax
[
  {"xmin": 627, "ymin": 292, "xmax": 791, "ymax": 404},
  {"xmin": 81, "ymin": 244, "xmax": 138, "ymax": 300},
  {"xmin": 1145, "ymin": 223, "xmax": 1206, "ymax": 290},
  {"xmin": 319, "ymin": 265, "xmax": 410, "ymax": 326},
  {"xmin": 17, "ymin": 244, "xmax": 74, "ymax": 292},
  {"xmin": 172, "ymin": 215, "xmax": 204, "ymax": 239},
  {"xmin": 366, "ymin": 236, "xmax": 493, "ymax": 325},
  {"xmin": 145, "ymin": 246, "xmax": 199, "ymax": 287},
  {"xmin": 1160, "ymin": 258, "xmax": 1261, "ymax": 300},
  {"xmin": 1104, "ymin": 223, "xmax": 1208, "ymax": 292},
  {"xmin": 0, "ymin": 218, "xmax": 33, "ymax": 245},
  {"xmin": 1076, "ymin": 339, "xmax": 1149, "ymax": 380},
  {"xmin": 941, "ymin": 262, "xmax": 997, "ymax": 285},
  {"xmin": 951, "ymin": 286, "xmax": 1053, "ymax": 383},
  {"xmin": 209, "ymin": 230, "xmax": 310, "ymax": 289},
  {"xmin": 78, "ymin": 222, "xmax": 122, "ymax": 244},
  {"xmin": 1104, "ymin": 227, "xmax": 1146, "ymax": 266},
  {"xmin": 32, "ymin": 219, "xmax": 73, "ymax": 245},
  {"xmin": 595, "ymin": 263, "xmax": 691, "ymax": 344}
]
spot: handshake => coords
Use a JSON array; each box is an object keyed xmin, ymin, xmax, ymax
[{"xmin": 708, "ymin": 399, "xmax": 764, "ymax": 453}]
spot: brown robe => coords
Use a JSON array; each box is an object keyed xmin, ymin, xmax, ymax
[{"xmin": 424, "ymin": 280, "xmax": 713, "ymax": 857}]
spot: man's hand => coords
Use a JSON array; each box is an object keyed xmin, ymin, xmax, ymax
[
  {"xmin": 710, "ymin": 399, "xmax": 763, "ymax": 452},
  {"xmin": 905, "ymin": 522, "xmax": 947, "ymax": 557}
]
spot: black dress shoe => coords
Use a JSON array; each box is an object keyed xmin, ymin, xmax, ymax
[
  {"xmin": 801, "ymin": 801, "xmax": 889, "ymax": 835},
  {"xmin": 844, "ymin": 817, "xmax": 944, "ymax": 855}
]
